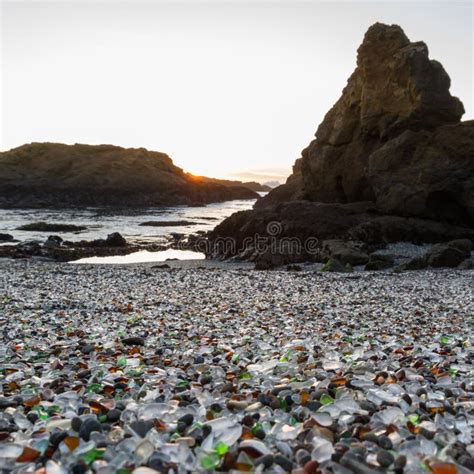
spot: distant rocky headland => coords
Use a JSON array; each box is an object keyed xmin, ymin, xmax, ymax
[
  {"xmin": 0, "ymin": 142, "xmax": 259, "ymax": 208},
  {"xmin": 208, "ymin": 23, "xmax": 474, "ymax": 269}
]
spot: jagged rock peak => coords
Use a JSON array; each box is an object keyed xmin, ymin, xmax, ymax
[{"xmin": 316, "ymin": 22, "xmax": 464, "ymax": 149}]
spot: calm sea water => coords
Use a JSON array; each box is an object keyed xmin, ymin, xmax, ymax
[{"xmin": 0, "ymin": 196, "xmax": 261, "ymax": 246}]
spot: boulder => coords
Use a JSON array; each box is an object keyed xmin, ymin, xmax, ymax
[
  {"xmin": 105, "ymin": 232, "xmax": 127, "ymax": 247},
  {"xmin": 364, "ymin": 254, "xmax": 394, "ymax": 271},
  {"xmin": 254, "ymin": 23, "xmax": 473, "ymax": 225},
  {"xmin": 321, "ymin": 240, "xmax": 369, "ymax": 266},
  {"xmin": 43, "ymin": 235, "xmax": 63, "ymax": 248},
  {"xmin": 426, "ymin": 240, "xmax": 471, "ymax": 268},
  {"xmin": 208, "ymin": 22, "xmax": 474, "ymax": 263},
  {"xmin": 395, "ymin": 257, "xmax": 428, "ymax": 272},
  {"xmin": 458, "ymin": 259, "xmax": 473, "ymax": 270}
]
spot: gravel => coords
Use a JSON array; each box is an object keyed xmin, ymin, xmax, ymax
[{"xmin": 0, "ymin": 260, "xmax": 473, "ymax": 473}]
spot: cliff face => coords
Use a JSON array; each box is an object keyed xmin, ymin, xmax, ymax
[
  {"xmin": 258, "ymin": 23, "xmax": 473, "ymax": 226},
  {"xmin": 0, "ymin": 143, "xmax": 258, "ymax": 208}
]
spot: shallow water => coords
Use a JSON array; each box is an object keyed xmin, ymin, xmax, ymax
[
  {"xmin": 0, "ymin": 196, "xmax": 261, "ymax": 245},
  {"xmin": 71, "ymin": 249, "xmax": 206, "ymax": 264}
]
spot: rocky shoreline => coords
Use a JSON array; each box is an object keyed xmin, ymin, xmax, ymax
[
  {"xmin": 0, "ymin": 260, "xmax": 473, "ymax": 472},
  {"xmin": 208, "ymin": 23, "xmax": 474, "ymax": 267}
]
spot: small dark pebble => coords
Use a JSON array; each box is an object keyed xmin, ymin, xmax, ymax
[
  {"xmin": 274, "ymin": 454, "xmax": 294, "ymax": 472},
  {"xmin": 255, "ymin": 454, "xmax": 274, "ymax": 469},
  {"xmin": 78, "ymin": 418, "xmax": 102, "ymax": 441},
  {"xmin": 71, "ymin": 462, "xmax": 88, "ymax": 474},
  {"xmin": 80, "ymin": 344, "xmax": 95, "ymax": 355},
  {"xmin": 377, "ymin": 435, "xmax": 392, "ymax": 450},
  {"xmin": 178, "ymin": 413, "xmax": 194, "ymax": 427},
  {"xmin": 130, "ymin": 420, "xmax": 154, "ymax": 438},
  {"xmin": 121, "ymin": 336, "xmax": 145, "ymax": 346},
  {"xmin": 71, "ymin": 417, "xmax": 83, "ymax": 432},
  {"xmin": 376, "ymin": 449, "xmax": 394, "ymax": 468},
  {"xmin": 393, "ymin": 455, "xmax": 407, "ymax": 471},
  {"xmin": 50, "ymin": 431, "xmax": 68, "ymax": 448},
  {"xmin": 200, "ymin": 374, "xmax": 212, "ymax": 385},
  {"xmin": 106, "ymin": 409, "xmax": 121, "ymax": 422}
]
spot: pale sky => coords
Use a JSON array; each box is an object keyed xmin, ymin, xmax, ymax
[{"xmin": 1, "ymin": 0, "xmax": 472, "ymax": 183}]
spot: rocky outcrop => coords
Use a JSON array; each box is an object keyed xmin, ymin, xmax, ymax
[
  {"xmin": 0, "ymin": 143, "xmax": 259, "ymax": 208},
  {"xmin": 256, "ymin": 23, "xmax": 473, "ymax": 226},
  {"xmin": 368, "ymin": 122, "xmax": 474, "ymax": 225},
  {"xmin": 208, "ymin": 200, "xmax": 474, "ymax": 264},
  {"xmin": 209, "ymin": 23, "xmax": 474, "ymax": 267}
]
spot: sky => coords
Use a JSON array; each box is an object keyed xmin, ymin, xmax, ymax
[{"xmin": 1, "ymin": 1, "xmax": 472, "ymax": 183}]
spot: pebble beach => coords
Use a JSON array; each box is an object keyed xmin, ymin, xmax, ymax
[{"xmin": 0, "ymin": 260, "xmax": 473, "ymax": 473}]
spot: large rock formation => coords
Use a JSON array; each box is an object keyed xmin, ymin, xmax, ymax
[
  {"xmin": 209, "ymin": 23, "xmax": 474, "ymax": 264},
  {"xmin": 257, "ymin": 23, "xmax": 473, "ymax": 226},
  {"xmin": 0, "ymin": 143, "xmax": 258, "ymax": 208}
]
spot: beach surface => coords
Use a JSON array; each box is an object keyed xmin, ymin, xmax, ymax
[{"xmin": 0, "ymin": 260, "xmax": 473, "ymax": 472}]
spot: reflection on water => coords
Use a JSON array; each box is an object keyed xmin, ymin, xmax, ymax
[
  {"xmin": 0, "ymin": 196, "xmax": 262, "ymax": 245},
  {"xmin": 71, "ymin": 249, "xmax": 206, "ymax": 265}
]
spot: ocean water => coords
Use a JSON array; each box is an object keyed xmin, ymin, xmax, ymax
[{"xmin": 0, "ymin": 196, "xmax": 260, "ymax": 247}]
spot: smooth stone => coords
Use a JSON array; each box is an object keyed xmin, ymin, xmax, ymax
[
  {"xmin": 376, "ymin": 449, "xmax": 394, "ymax": 468},
  {"xmin": 78, "ymin": 418, "xmax": 102, "ymax": 441}
]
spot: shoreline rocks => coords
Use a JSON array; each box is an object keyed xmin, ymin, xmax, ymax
[{"xmin": 208, "ymin": 23, "xmax": 474, "ymax": 266}]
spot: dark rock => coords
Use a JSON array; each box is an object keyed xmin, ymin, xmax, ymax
[
  {"xmin": 50, "ymin": 431, "xmax": 68, "ymax": 448},
  {"xmin": 207, "ymin": 200, "xmax": 474, "ymax": 263},
  {"xmin": 286, "ymin": 264, "xmax": 302, "ymax": 271},
  {"xmin": 322, "ymin": 239, "xmax": 369, "ymax": 265},
  {"xmin": 446, "ymin": 238, "xmax": 472, "ymax": 254},
  {"xmin": 340, "ymin": 453, "xmax": 376, "ymax": 474},
  {"xmin": 151, "ymin": 264, "xmax": 171, "ymax": 269},
  {"xmin": 78, "ymin": 418, "xmax": 102, "ymax": 441},
  {"xmin": 377, "ymin": 435, "xmax": 393, "ymax": 450},
  {"xmin": 43, "ymin": 235, "xmax": 63, "ymax": 248},
  {"xmin": 256, "ymin": 23, "xmax": 471, "ymax": 226},
  {"xmin": 0, "ymin": 398, "xmax": 17, "ymax": 409},
  {"xmin": 178, "ymin": 414, "xmax": 194, "ymax": 427},
  {"xmin": 321, "ymin": 258, "xmax": 353, "ymax": 273},
  {"xmin": 0, "ymin": 233, "xmax": 13, "ymax": 242},
  {"xmin": 458, "ymin": 258, "xmax": 474, "ymax": 270},
  {"xmin": 17, "ymin": 222, "xmax": 87, "ymax": 232},
  {"xmin": 274, "ymin": 454, "xmax": 294, "ymax": 471},
  {"xmin": 395, "ymin": 257, "xmax": 428, "ymax": 271},
  {"xmin": 207, "ymin": 23, "xmax": 474, "ymax": 264},
  {"xmin": 105, "ymin": 232, "xmax": 127, "ymax": 247},
  {"xmin": 130, "ymin": 420, "xmax": 154, "ymax": 438},
  {"xmin": 139, "ymin": 220, "xmax": 198, "ymax": 227},
  {"xmin": 80, "ymin": 344, "xmax": 95, "ymax": 355},
  {"xmin": 393, "ymin": 455, "xmax": 407, "ymax": 471},
  {"xmin": 255, "ymin": 454, "xmax": 274, "ymax": 469},
  {"xmin": 364, "ymin": 254, "xmax": 394, "ymax": 271},
  {"xmin": 106, "ymin": 409, "xmax": 121, "ymax": 422},
  {"xmin": 71, "ymin": 417, "xmax": 83, "ymax": 432},
  {"xmin": 376, "ymin": 449, "xmax": 394, "ymax": 467},
  {"xmin": 70, "ymin": 462, "xmax": 88, "ymax": 474},
  {"xmin": 427, "ymin": 240, "xmax": 470, "ymax": 267},
  {"xmin": 121, "ymin": 336, "xmax": 145, "ymax": 346}
]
